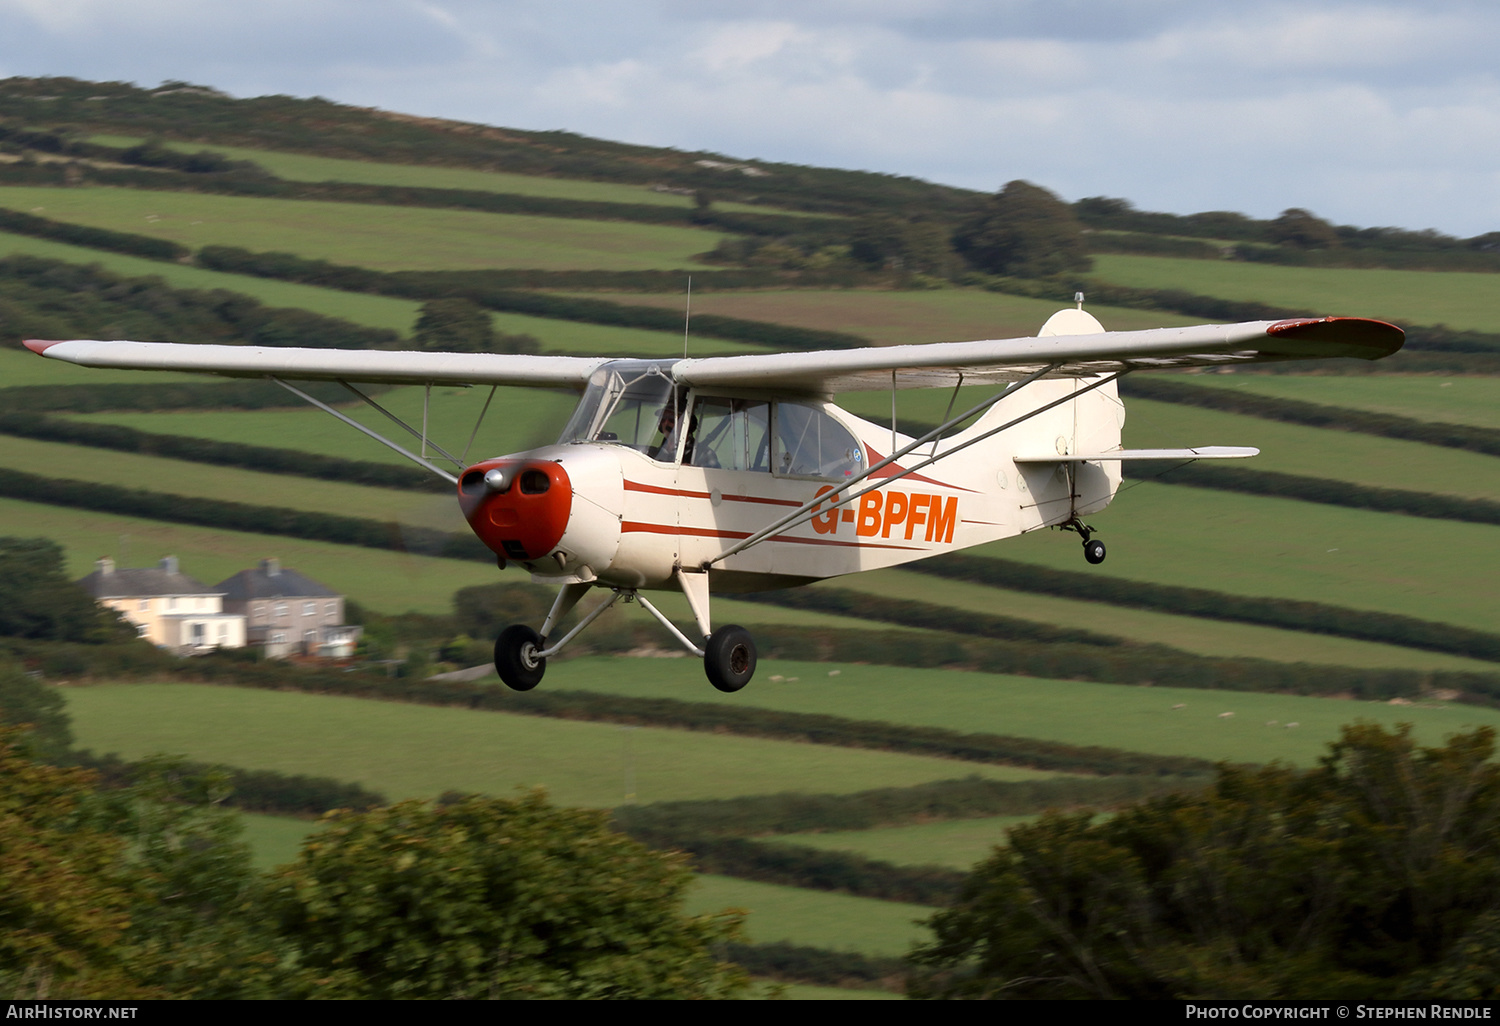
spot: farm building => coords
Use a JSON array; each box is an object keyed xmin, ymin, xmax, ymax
[
  {"xmin": 214, "ymin": 558, "xmax": 360, "ymax": 659},
  {"xmin": 77, "ymin": 555, "xmax": 247, "ymax": 654}
]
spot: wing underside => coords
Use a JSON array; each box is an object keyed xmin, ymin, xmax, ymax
[
  {"xmin": 25, "ymin": 316, "xmax": 1402, "ymax": 391},
  {"xmin": 24, "ymin": 339, "xmax": 607, "ymax": 389},
  {"xmin": 676, "ymin": 316, "xmax": 1404, "ymax": 392}
]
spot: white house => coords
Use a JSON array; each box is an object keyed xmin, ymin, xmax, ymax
[{"xmin": 76, "ymin": 556, "xmax": 246, "ymax": 654}]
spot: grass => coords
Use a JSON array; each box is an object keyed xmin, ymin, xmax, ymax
[
  {"xmin": 769, "ymin": 815, "xmax": 1034, "ymax": 871},
  {"xmin": 1124, "ymin": 396, "xmax": 1500, "ymax": 503},
  {"xmin": 85, "ymin": 135, "xmax": 813, "ymax": 218},
  {"xmin": 827, "ymin": 569, "xmax": 1500, "ymax": 673},
  {"xmin": 686, "ymin": 875, "xmax": 934, "ymax": 957},
  {"xmin": 527, "ymin": 656, "xmax": 1500, "ymax": 768},
  {"xmin": 567, "ymin": 288, "xmax": 1200, "ymax": 347},
  {"xmin": 1184, "ymin": 374, "xmax": 1500, "ymax": 431},
  {"xmin": 61, "ymin": 683, "xmax": 1063, "ymax": 809},
  {"xmin": 239, "ymin": 811, "xmax": 318, "ymax": 871},
  {"xmin": 979, "ymin": 481, "xmax": 1500, "ymax": 634},
  {"xmin": 0, "ymin": 495, "xmax": 498, "ymax": 614},
  {"xmin": 0, "ymin": 345, "xmax": 206, "ymax": 387},
  {"xmin": 0, "ymin": 434, "xmax": 471, "ymax": 529},
  {"xmin": 0, "ymin": 186, "xmax": 730, "ymax": 272},
  {"xmin": 72, "ymin": 384, "xmax": 581, "ymax": 466},
  {"xmin": 0, "ymin": 230, "xmax": 424, "ymax": 334},
  {"xmin": 1090, "ymin": 254, "xmax": 1500, "ymax": 334}
]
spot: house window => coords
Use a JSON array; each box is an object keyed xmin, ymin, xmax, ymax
[
  {"xmin": 303, "ymin": 602, "xmax": 316, "ymax": 616},
  {"xmin": 325, "ymin": 602, "xmax": 337, "ymax": 616},
  {"xmin": 271, "ymin": 633, "xmax": 286, "ymax": 644},
  {"xmin": 274, "ymin": 603, "xmax": 288, "ymax": 619},
  {"xmin": 138, "ymin": 599, "xmax": 150, "ymax": 612},
  {"xmin": 254, "ymin": 604, "xmax": 266, "ymax": 623},
  {"xmin": 136, "ymin": 624, "xmax": 150, "ymax": 638},
  {"xmin": 168, "ymin": 597, "xmax": 177, "ymax": 610}
]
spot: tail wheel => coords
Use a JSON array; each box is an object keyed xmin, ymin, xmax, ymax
[
  {"xmin": 495, "ymin": 624, "xmax": 545, "ymax": 691},
  {"xmin": 704, "ymin": 625, "xmax": 756, "ymax": 693},
  {"xmin": 1083, "ymin": 539, "xmax": 1107, "ymax": 565}
]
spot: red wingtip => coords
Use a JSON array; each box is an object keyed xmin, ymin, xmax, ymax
[{"xmin": 23, "ymin": 339, "xmax": 63, "ymax": 355}]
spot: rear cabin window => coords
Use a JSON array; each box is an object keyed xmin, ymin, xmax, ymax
[{"xmin": 774, "ymin": 402, "xmax": 863, "ymax": 481}]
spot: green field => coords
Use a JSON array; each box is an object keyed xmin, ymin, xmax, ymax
[
  {"xmin": 0, "ymin": 345, "xmax": 207, "ymax": 387},
  {"xmin": 979, "ymin": 482, "xmax": 1500, "ymax": 633},
  {"xmin": 0, "ymin": 186, "xmax": 729, "ymax": 273},
  {"xmin": 0, "ymin": 230, "xmax": 424, "ymax": 334},
  {"xmin": 569, "ymin": 287, "xmax": 1199, "ymax": 347},
  {"xmin": 686, "ymin": 875, "xmax": 934, "ymax": 956},
  {"xmin": 0, "ymin": 434, "xmax": 469, "ymax": 528},
  {"xmin": 771, "ymin": 815, "xmax": 1033, "ymax": 871},
  {"xmin": 1125, "ymin": 397, "xmax": 1500, "ymax": 503},
  {"xmin": 86, "ymin": 135, "xmax": 811, "ymax": 218},
  {"xmin": 62, "ymin": 683, "xmax": 1062, "ymax": 808},
  {"xmin": 499, "ymin": 657, "xmax": 1500, "ymax": 767},
  {"xmin": 73, "ymin": 383, "xmax": 580, "ymax": 466},
  {"xmin": 240, "ymin": 811, "xmax": 319, "ymax": 870},
  {"xmin": 1185, "ymin": 374, "xmax": 1500, "ymax": 430},
  {"xmin": 830, "ymin": 569, "xmax": 1499, "ymax": 672},
  {"xmin": 0, "ymin": 495, "xmax": 497, "ymax": 614},
  {"xmin": 1091, "ymin": 254, "xmax": 1500, "ymax": 334}
]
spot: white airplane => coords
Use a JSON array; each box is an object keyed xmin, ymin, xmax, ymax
[{"xmin": 26, "ymin": 305, "xmax": 1402, "ymax": 692}]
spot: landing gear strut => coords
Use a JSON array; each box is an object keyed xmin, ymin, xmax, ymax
[{"xmin": 1062, "ymin": 517, "xmax": 1107, "ymax": 565}]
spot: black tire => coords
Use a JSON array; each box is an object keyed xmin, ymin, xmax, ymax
[
  {"xmin": 495, "ymin": 624, "xmax": 545, "ymax": 691},
  {"xmin": 704, "ymin": 625, "xmax": 756, "ymax": 693},
  {"xmin": 1083, "ymin": 539, "xmax": 1107, "ymax": 565}
]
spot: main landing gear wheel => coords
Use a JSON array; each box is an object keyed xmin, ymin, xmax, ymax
[
  {"xmin": 1083, "ymin": 538, "xmax": 1107, "ymax": 565},
  {"xmin": 495, "ymin": 624, "xmax": 545, "ymax": 691},
  {"xmin": 704, "ymin": 625, "xmax": 756, "ymax": 693}
]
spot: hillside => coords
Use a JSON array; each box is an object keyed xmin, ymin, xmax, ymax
[{"xmin": 1, "ymin": 77, "xmax": 1496, "ymax": 997}]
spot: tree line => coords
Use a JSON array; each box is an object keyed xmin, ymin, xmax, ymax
[
  {"xmin": 196, "ymin": 245, "xmax": 874, "ymax": 350},
  {"xmin": 0, "ymin": 254, "xmax": 399, "ymax": 351},
  {"xmin": 0, "ymin": 76, "xmax": 981, "ymax": 218},
  {"xmin": 911, "ymin": 723, "xmax": 1500, "ymax": 999}
]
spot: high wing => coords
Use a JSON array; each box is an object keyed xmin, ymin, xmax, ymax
[
  {"xmin": 674, "ymin": 316, "xmax": 1403, "ymax": 392},
  {"xmin": 23, "ymin": 339, "xmax": 607, "ymax": 389},
  {"xmin": 25, "ymin": 315, "xmax": 1402, "ymax": 392}
]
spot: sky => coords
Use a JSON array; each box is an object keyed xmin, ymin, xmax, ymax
[{"xmin": 2, "ymin": 0, "xmax": 1498, "ymax": 236}]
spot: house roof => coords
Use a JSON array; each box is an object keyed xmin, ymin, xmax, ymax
[
  {"xmin": 214, "ymin": 559, "xmax": 339, "ymax": 601},
  {"xmin": 78, "ymin": 557, "xmax": 219, "ymax": 599}
]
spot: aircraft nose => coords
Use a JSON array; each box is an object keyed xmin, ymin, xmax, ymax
[{"xmin": 458, "ymin": 458, "xmax": 573, "ymax": 563}]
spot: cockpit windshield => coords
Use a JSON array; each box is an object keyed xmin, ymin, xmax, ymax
[{"xmin": 557, "ymin": 361, "xmax": 682, "ymax": 459}]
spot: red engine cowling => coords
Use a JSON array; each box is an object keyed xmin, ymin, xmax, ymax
[{"xmin": 457, "ymin": 458, "xmax": 572, "ymax": 563}]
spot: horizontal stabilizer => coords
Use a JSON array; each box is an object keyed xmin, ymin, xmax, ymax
[{"xmin": 1014, "ymin": 446, "xmax": 1260, "ymax": 463}]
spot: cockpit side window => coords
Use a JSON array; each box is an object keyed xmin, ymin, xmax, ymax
[
  {"xmin": 689, "ymin": 398, "xmax": 770, "ymax": 472},
  {"xmin": 558, "ymin": 363, "xmax": 682, "ymax": 459},
  {"xmin": 774, "ymin": 402, "xmax": 863, "ymax": 481}
]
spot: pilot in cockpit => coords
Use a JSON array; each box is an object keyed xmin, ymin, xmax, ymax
[{"xmin": 648, "ymin": 397, "xmax": 696, "ymax": 464}]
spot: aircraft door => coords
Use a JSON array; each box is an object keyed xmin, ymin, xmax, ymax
[{"xmin": 677, "ymin": 397, "xmax": 775, "ymax": 575}]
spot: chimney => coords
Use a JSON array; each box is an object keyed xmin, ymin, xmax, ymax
[
  {"xmin": 261, "ymin": 558, "xmax": 281, "ymax": 577},
  {"xmin": 160, "ymin": 555, "xmax": 178, "ymax": 574},
  {"xmin": 96, "ymin": 556, "xmax": 114, "ymax": 575}
]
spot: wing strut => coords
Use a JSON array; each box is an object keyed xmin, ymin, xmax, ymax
[
  {"xmin": 706, "ymin": 363, "xmax": 1077, "ymax": 566},
  {"xmin": 270, "ymin": 377, "xmax": 459, "ymax": 484},
  {"xmin": 340, "ymin": 382, "xmax": 464, "ymax": 468}
]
